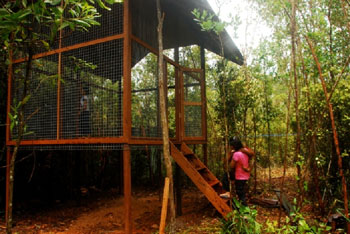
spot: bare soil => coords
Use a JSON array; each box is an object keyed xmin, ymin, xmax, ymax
[{"xmin": 0, "ymin": 168, "xmax": 321, "ymax": 233}]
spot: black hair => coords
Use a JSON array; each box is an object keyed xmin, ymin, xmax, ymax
[{"xmin": 230, "ymin": 137, "xmax": 243, "ymax": 151}]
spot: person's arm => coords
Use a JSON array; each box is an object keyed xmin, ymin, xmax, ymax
[
  {"xmin": 240, "ymin": 147, "xmax": 255, "ymax": 158},
  {"xmin": 230, "ymin": 157, "xmax": 236, "ymax": 169}
]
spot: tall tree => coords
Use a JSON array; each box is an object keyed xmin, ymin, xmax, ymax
[{"xmin": 156, "ymin": 0, "xmax": 176, "ymax": 232}]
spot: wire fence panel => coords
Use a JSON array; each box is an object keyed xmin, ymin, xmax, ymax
[
  {"xmin": 131, "ymin": 42, "xmax": 161, "ymax": 138},
  {"xmin": 183, "ymin": 71, "xmax": 202, "ymax": 137},
  {"xmin": 61, "ymin": 39, "xmax": 123, "ymax": 139},
  {"xmin": 11, "ymin": 55, "xmax": 59, "ymax": 140},
  {"xmin": 62, "ymin": 3, "xmax": 124, "ymax": 47}
]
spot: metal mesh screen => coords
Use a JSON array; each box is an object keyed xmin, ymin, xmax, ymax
[
  {"xmin": 61, "ymin": 39, "xmax": 123, "ymax": 139},
  {"xmin": 184, "ymin": 71, "xmax": 201, "ymax": 102},
  {"xmin": 11, "ymin": 55, "xmax": 59, "ymax": 140},
  {"xmin": 131, "ymin": 43, "xmax": 161, "ymax": 138},
  {"xmin": 62, "ymin": 3, "xmax": 124, "ymax": 47},
  {"xmin": 184, "ymin": 106, "xmax": 202, "ymax": 137},
  {"xmin": 183, "ymin": 71, "xmax": 202, "ymax": 137},
  {"xmin": 17, "ymin": 144, "xmax": 123, "ymax": 151}
]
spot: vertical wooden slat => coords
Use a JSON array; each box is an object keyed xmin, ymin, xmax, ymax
[
  {"xmin": 159, "ymin": 177, "xmax": 170, "ymax": 234},
  {"xmin": 200, "ymin": 46, "xmax": 207, "ymax": 166},
  {"xmin": 6, "ymin": 50, "xmax": 13, "ymax": 144},
  {"xmin": 175, "ymin": 164, "xmax": 182, "ymax": 216},
  {"xmin": 200, "ymin": 46, "xmax": 207, "ymax": 141},
  {"xmin": 123, "ymin": 144, "xmax": 132, "ymax": 234},
  {"xmin": 179, "ymin": 70, "xmax": 184, "ymax": 141},
  {"xmin": 123, "ymin": 0, "xmax": 132, "ymax": 142},
  {"xmin": 174, "ymin": 47, "xmax": 180, "ymax": 142},
  {"xmin": 5, "ymin": 148, "xmax": 11, "ymax": 223},
  {"xmin": 57, "ymin": 4, "xmax": 63, "ymax": 140}
]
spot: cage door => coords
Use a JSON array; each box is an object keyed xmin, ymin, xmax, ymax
[{"xmin": 180, "ymin": 68, "xmax": 205, "ymax": 140}]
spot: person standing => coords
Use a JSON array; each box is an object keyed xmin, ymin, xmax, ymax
[
  {"xmin": 229, "ymin": 137, "xmax": 254, "ymax": 206},
  {"xmin": 79, "ymin": 87, "xmax": 91, "ymax": 137}
]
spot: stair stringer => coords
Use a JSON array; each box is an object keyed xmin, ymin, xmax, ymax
[{"xmin": 170, "ymin": 142, "xmax": 232, "ymax": 218}]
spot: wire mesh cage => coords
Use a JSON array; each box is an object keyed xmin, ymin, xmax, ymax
[
  {"xmin": 9, "ymin": 2, "xmax": 125, "ymax": 150},
  {"xmin": 131, "ymin": 43, "xmax": 161, "ymax": 138},
  {"xmin": 61, "ymin": 39, "xmax": 123, "ymax": 139},
  {"xmin": 11, "ymin": 55, "xmax": 59, "ymax": 140},
  {"xmin": 183, "ymin": 71, "xmax": 202, "ymax": 137}
]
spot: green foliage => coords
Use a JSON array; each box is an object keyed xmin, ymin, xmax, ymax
[
  {"xmin": 192, "ymin": 8, "xmax": 226, "ymax": 35},
  {"xmin": 265, "ymin": 212, "xmax": 331, "ymax": 234},
  {"xmin": 221, "ymin": 199, "xmax": 261, "ymax": 234}
]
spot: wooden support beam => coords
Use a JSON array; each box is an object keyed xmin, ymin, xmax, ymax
[
  {"xmin": 200, "ymin": 45, "xmax": 207, "ymax": 142},
  {"xmin": 123, "ymin": 0, "xmax": 132, "ymax": 143},
  {"xmin": 203, "ymin": 144, "xmax": 208, "ymax": 166},
  {"xmin": 123, "ymin": 144, "xmax": 132, "ymax": 233},
  {"xmin": 175, "ymin": 163, "xmax": 182, "ymax": 216},
  {"xmin": 5, "ymin": 148, "xmax": 12, "ymax": 224},
  {"xmin": 159, "ymin": 177, "xmax": 170, "ymax": 234}
]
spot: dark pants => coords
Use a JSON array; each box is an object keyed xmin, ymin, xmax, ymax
[
  {"xmin": 235, "ymin": 180, "xmax": 247, "ymax": 206},
  {"xmin": 80, "ymin": 111, "xmax": 91, "ymax": 136}
]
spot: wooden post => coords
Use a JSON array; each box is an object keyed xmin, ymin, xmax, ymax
[
  {"xmin": 202, "ymin": 144, "xmax": 208, "ymax": 166},
  {"xmin": 123, "ymin": 144, "xmax": 132, "ymax": 234},
  {"xmin": 200, "ymin": 45, "xmax": 208, "ymax": 166},
  {"xmin": 175, "ymin": 164, "xmax": 182, "ymax": 216},
  {"xmin": 174, "ymin": 47, "xmax": 180, "ymax": 142},
  {"xmin": 5, "ymin": 148, "xmax": 11, "ymax": 224},
  {"xmin": 123, "ymin": 0, "xmax": 132, "ymax": 141},
  {"xmin": 159, "ymin": 177, "xmax": 170, "ymax": 234}
]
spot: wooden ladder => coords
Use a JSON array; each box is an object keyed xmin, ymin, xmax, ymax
[{"xmin": 170, "ymin": 141, "xmax": 232, "ymax": 217}]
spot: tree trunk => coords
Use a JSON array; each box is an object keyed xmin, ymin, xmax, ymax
[
  {"xmin": 156, "ymin": 0, "xmax": 176, "ymax": 232},
  {"xmin": 278, "ymin": 81, "xmax": 291, "ymax": 227},
  {"xmin": 290, "ymin": 0, "xmax": 303, "ymax": 208},
  {"xmin": 7, "ymin": 45, "xmax": 33, "ymax": 233},
  {"xmin": 305, "ymin": 36, "xmax": 350, "ymax": 233}
]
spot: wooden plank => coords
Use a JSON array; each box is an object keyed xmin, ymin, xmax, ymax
[
  {"xmin": 159, "ymin": 177, "xmax": 170, "ymax": 234},
  {"xmin": 123, "ymin": 144, "xmax": 132, "ymax": 234},
  {"xmin": 6, "ymin": 50, "xmax": 12, "ymax": 144},
  {"xmin": 170, "ymin": 142, "xmax": 231, "ymax": 217},
  {"xmin": 131, "ymin": 35, "xmax": 181, "ymax": 69},
  {"xmin": 7, "ymin": 137, "xmax": 127, "ymax": 146},
  {"xmin": 5, "ymin": 149, "xmax": 11, "ymax": 224},
  {"xmin": 123, "ymin": 0, "xmax": 132, "ymax": 144},
  {"xmin": 12, "ymin": 34, "xmax": 124, "ymax": 64},
  {"xmin": 200, "ymin": 46, "xmax": 207, "ymax": 142}
]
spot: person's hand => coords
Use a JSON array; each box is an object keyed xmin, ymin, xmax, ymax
[{"xmin": 243, "ymin": 166, "xmax": 251, "ymax": 172}]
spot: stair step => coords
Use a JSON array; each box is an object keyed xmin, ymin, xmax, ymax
[
  {"xmin": 184, "ymin": 153, "xmax": 194, "ymax": 158},
  {"xmin": 195, "ymin": 165, "xmax": 207, "ymax": 171},
  {"xmin": 208, "ymin": 180, "xmax": 220, "ymax": 187}
]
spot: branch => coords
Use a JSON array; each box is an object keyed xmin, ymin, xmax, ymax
[{"xmin": 328, "ymin": 54, "xmax": 350, "ymax": 101}]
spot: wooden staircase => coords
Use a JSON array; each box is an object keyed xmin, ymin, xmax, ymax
[{"xmin": 170, "ymin": 142, "xmax": 232, "ymax": 217}]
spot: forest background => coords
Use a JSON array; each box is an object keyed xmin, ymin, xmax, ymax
[{"xmin": 0, "ymin": 0, "xmax": 349, "ymax": 232}]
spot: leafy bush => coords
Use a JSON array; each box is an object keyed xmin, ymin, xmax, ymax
[
  {"xmin": 221, "ymin": 199, "xmax": 261, "ymax": 234},
  {"xmin": 265, "ymin": 211, "xmax": 331, "ymax": 234}
]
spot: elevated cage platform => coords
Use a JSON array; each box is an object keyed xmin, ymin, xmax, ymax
[{"xmin": 5, "ymin": 0, "xmax": 243, "ymax": 232}]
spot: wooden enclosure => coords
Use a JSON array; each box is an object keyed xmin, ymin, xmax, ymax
[{"xmin": 5, "ymin": 0, "xmax": 243, "ymax": 232}]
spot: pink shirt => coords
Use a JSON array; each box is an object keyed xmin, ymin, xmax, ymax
[{"xmin": 233, "ymin": 151, "xmax": 250, "ymax": 180}]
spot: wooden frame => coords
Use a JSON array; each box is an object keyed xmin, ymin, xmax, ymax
[{"xmin": 5, "ymin": 2, "xmax": 207, "ymax": 147}]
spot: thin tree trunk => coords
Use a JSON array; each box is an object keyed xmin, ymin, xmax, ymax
[
  {"xmin": 156, "ymin": 0, "xmax": 176, "ymax": 232},
  {"xmin": 278, "ymin": 80, "xmax": 292, "ymax": 227},
  {"xmin": 7, "ymin": 44, "xmax": 33, "ymax": 233},
  {"xmin": 290, "ymin": 0, "xmax": 303, "ymax": 208},
  {"xmin": 305, "ymin": 36, "xmax": 350, "ymax": 233},
  {"xmin": 299, "ymin": 40, "xmax": 325, "ymax": 215}
]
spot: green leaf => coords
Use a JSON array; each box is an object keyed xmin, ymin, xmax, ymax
[
  {"xmin": 95, "ymin": 0, "xmax": 111, "ymax": 10},
  {"xmin": 71, "ymin": 18, "xmax": 91, "ymax": 28},
  {"xmin": 21, "ymin": 95, "xmax": 31, "ymax": 106}
]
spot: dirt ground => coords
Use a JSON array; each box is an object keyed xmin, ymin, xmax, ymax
[{"xmin": 0, "ymin": 168, "xmax": 320, "ymax": 234}]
